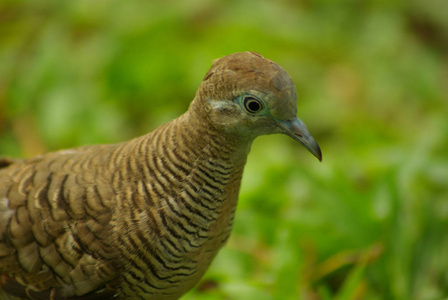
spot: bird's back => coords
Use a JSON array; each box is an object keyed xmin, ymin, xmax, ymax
[{"xmin": 0, "ymin": 143, "xmax": 123, "ymax": 299}]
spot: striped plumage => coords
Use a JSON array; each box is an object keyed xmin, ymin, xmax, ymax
[{"xmin": 0, "ymin": 52, "xmax": 321, "ymax": 300}]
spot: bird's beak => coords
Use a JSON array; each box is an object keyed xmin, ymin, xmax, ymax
[{"xmin": 278, "ymin": 117, "xmax": 322, "ymax": 161}]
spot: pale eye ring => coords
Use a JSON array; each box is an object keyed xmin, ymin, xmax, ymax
[{"xmin": 243, "ymin": 96, "xmax": 264, "ymax": 114}]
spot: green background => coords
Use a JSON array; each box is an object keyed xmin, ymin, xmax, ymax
[{"xmin": 1, "ymin": 1, "xmax": 448, "ymax": 299}]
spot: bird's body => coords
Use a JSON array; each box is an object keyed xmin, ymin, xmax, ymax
[{"xmin": 0, "ymin": 52, "xmax": 321, "ymax": 299}]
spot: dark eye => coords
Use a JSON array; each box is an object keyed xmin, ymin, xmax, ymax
[{"xmin": 243, "ymin": 96, "xmax": 264, "ymax": 114}]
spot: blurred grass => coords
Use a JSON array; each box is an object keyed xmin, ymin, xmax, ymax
[{"xmin": 1, "ymin": 0, "xmax": 448, "ymax": 299}]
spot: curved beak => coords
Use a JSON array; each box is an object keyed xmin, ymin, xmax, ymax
[{"xmin": 278, "ymin": 117, "xmax": 322, "ymax": 161}]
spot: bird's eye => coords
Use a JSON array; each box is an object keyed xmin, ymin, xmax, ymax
[{"xmin": 243, "ymin": 96, "xmax": 264, "ymax": 114}]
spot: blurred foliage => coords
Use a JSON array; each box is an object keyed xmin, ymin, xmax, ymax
[{"xmin": 1, "ymin": 0, "xmax": 448, "ymax": 299}]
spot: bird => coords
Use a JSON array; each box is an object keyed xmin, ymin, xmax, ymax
[{"xmin": 0, "ymin": 51, "xmax": 321, "ymax": 300}]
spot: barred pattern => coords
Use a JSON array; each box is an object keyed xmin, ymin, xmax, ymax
[
  {"xmin": 111, "ymin": 110, "xmax": 248, "ymax": 299},
  {"xmin": 0, "ymin": 105, "xmax": 248, "ymax": 299},
  {"xmin": 0, "ymin": 52, "xmax": 319, "ymax": 299}
]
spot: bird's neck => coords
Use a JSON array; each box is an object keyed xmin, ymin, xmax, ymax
[
  {"xmin": 119, "ymin": 102, "xmax": 254, "ymax": 241},
  {"xmin": 177, "ymin": 102, "xmax": 254, "ymax": 162},
  {"xmin": 111, "ymin": 102, "xmax": 255, "ymax": 296}
]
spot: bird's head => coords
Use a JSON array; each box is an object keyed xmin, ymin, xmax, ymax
[{"xmin": 195, "ymin": 51, "xmax": 321, "ymax": 161}]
